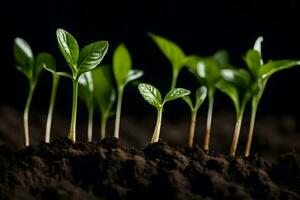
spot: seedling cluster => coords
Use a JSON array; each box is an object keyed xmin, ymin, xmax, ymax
[{"xmin": 13, "ymin": 29, "xmax": 300, "ymax": 157}]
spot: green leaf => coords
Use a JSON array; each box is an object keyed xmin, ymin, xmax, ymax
[
  {"xmin": 92, "ymin": 65, "xmax": 116, "ymax": 117},
  {"xmin": 258, "ymin": 60, "xmax": 300, "ymax": 80},
  {"xmin": 212, "ymin": 50, "xmax": 230, "ymax": 67},
  {"xmin": 125, "ymin": 69, "xmax": 144, "ymax": 85},
  {"xmin": 138, "ymin": 83, "xmax": 162, "ymax": 108},
  {"xmin": 14, "ymin": 37, "xmax": 34, "ymax": 78},
  {"xmin": 77, "ymin": 41, "xmax": 109, "ymax": 76},
  {"xmin": 35, "ymin": 52, "xmax": 55, "ymax": 81},
  {"xmin": 253, "ymin": 36, "xmax": 263, "ymax": 57},
  {"xmin": 221, "ymin": 69, "xmax": 251, "ymax": 89},
  {"xmin": 196, "ymin": 58, "xmax": 221, "ymax": 86},
  {"xmin": 56, "ymin": 28, "xmax": 79, "ymax": 70},
  {"xmin": 195, "ymin": 86, "xmax": 207, "ymax": 110},
  {"xmin": 182, "ymin": 96, "xmax": 194, "ymax": 110},
  {"xmin": 245, "ymin": 50, "xmax": 261, "ymax": 77},
  {"xmin": 79, "ymin": 72, "xmax": 94, "ymax": 110},
  {"xmin": 113, "ymin": 44, "xmax": 132, "ymax": 87},
  {"xmin": 164, "ymin": 88, "xmax": 190, "ymax": 103},
  {"xmin": 217, "ymin": 80, "xmax": 239, "ymax": 113},
  {"xmin": 148, "ymin": 33, "xmax": 185, "ymax": 71}
]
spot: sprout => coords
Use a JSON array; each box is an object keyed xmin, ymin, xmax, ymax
[
  {"xmin": 217, "ymin": 68, "xmax": 253, "ymax": 156},
  {"xmin": 92, "ymin": 65, "xmax": 116, "ymax": 139},
  {"xmin": 182, "ymin": 86, "xmax": 207, "ymax": 147},
  {"xmin": 53, "ymin": 28, "xmax": 108, "ymax": 142},
  {"xmin": 244, "ymin": 37, "xmax": 300, "ymax": 157},
  {"xmin": 184, "ymin": 50, "xmax": 229, "ymax": 151},
  {"xmin": 148, "ymin": 33, "xmax": 186, "ymax": 89},
  {"xmin": 138, "ymin": 83, "xmax": 190, "ymax": 143},
  {"xmin": 13, "ymin": 37, "xmax": 45, "ymax": 146},
  {"xmin": 41, "ymin": 54, "xmax": 60, "ymax": 143},
  {"xmin": 113, "ymin": 44, "xmax": 143, "ymax": 138},
  {"xmin": 78, "ymin": 72, "xmax": 94, "ymax": 142}
]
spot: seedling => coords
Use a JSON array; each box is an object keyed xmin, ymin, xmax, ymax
[
  {"xmin": 113, "ymin": 44, "xmax": 143, "ymax": 138},
  {"xmin": 78, "ymin": 72, "xmax": 94, "ymax": 142},
  {"xmin": 148, "ymin": 33, "xmax": 186, "ymax": 89},
  {"xmin": 54, "ymin": 28, "xmax": 108, "ymax": 142},
  {"xmin": 244, "ymin": 37, "xmax": 300, "ymax": 157},
  {"xmin": 92, "ymin": 65, "xmax": 116, "ymax": 139},
  {"xmin": 42, "ymin": 54, "xmax": 60, "ymax": 143},
  {"xmin": 14, "ymin": 37, "xmax": 45, "ymax": 146},
  {"xmin": 138, "ymin": 83, "xmax": 190, "ymax": 143},
  {"xmin": 217, "ymin": 68, "xmax": 253, "ymax": 156},
  {"xmin": 182, "ymin": 86, "xmax": 207, "ymax": 147},
  {"xmin": 185, "ymin": 50, "xmax": 229, "ymax": 151}
]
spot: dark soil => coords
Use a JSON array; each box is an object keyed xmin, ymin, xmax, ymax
[{"xmin": 0, "ymin": 137, "xmax": 299, "ymax": 200}]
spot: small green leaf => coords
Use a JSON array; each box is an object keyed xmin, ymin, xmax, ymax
[
  {"xmin": 182, "ymin": 96, "xmax": 194, "ymax": 110},
  {"xmin": 253, "ymin": 36, "xmax": 263, "ymax": 57},
  {"xmin": 79, "ymin": 72, "xmax": 94, "ymax": 110},
  {"xmin": 197, "ymin": 58, "xmax": 221, "ymax": 86},
  {"xmin": 245, "ymin": 50, "xmax": 261, "ymax": 77},
  {"xmin": 113, "ymin": 44, "xmax": 132, "ymax": 87},
  {"xmin": 212, "ymin": 50, "xmax": 230, "ymax": 68},
  {"xmin": 195, "ymin": 86, "xmax": 207, "ymax": 110},
  {"xmin": 14, "ymin": 37, "xmax": 34, "ymax": 78},
  {"xmin": 148, "ymin": 33, "xmax": 185, "ymax": 70},
  {"xmin": 221, "ymin": 69, "xmax": 251, "ymax": 89},
  {"xmin": 217, "ymin": 80, "xmax": 239, "ymax": 113},
  {"xmin": 164, "ymin": 88, "xmax": 190, "ymax": 103},
  {"xmin": 36, "ymin": 52, "xmax": 56, "ymax": 72},
  {"xmin": 138, "ymin": 83, "xmax": 162, "ymax": 108},
  {"xmin": 56, "ymin": 28, "xmax": 79, "ymax": 70},
  {"xmin": 77, "ymin": 41, "xmax": 109, "ymax": 76},
  {"xmin": 125, "ymin": 69, "xmax": 144, "ymax": 85}
]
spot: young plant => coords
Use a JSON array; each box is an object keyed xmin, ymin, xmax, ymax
[
  {"xmin": 92, "ymin": 65, "xmax": 116, "ymax": 139},
  {"xmin": 41, "ymin": 54, "xmax": 60, "ymax": 143},
  {"xmin": 14, "ymin": 37, "xmax": 45, "ymax": 146},
  {"xmin": 148, "ymin": 33, "xmax": 186, "ymax": 89},
  {"xmin": 182, "ymin": 86, "xmax": 207, "ymax": 147},
  {"xmin": 217, "ymin": 68, "xmax": 253, "ymax": 156},
  {"xmin": 138, "ymin": 83, "xmax": 190, "ymax": 143},
  {"xmin": 53, "ymin": 28, "xmax": 108, "ymax": 142},
  {"xmin": 184, "ymin": 51, "xmax": 229, "ymax": 151},
  {"xmin": 78, "ymin": 72, "xmax": 94, "ymax": 142},
  {"xmin": 113, "ymin": 44, "xmax": 143, "ymax": 138},
  {"xmin": 244, "ymin": 37, "xmax": 300, "ymax": 157}
]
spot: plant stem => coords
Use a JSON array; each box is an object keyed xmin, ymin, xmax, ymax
[
  {"xmin": 151, "ymin": 107, "xmax": 163, "ymax": 143},
  {"xmin": 87, "ymin": 106, "xmax": 94, "ymax": 142},
  {"xmin": 244, "ymin": 105, "xmax": 258, "ymax": 157},
  {"xmin": 204, "ymin": 89, "xmax": 214, "ymax": 151},
  {"xmin": 23, "ymin": 84, "xmax": 35, "ymax": 146},
  {"xmin": 45, "ymin": 75, "xmax": 59, "ymax": 143},
  {"xmin": 188, "ymin": 112, "xmax": 197, "ymax": 147},
  {"xmin": 100, "ymin": 115, "xmax": 108, "ymax": 140},
  {"xmin": 114, "ymin": 87, "xmax": 124, "ymax": 138},
  {"xmin": 170, "ymin": 70, "xmax": 178, "ymax": 90},
  {"xmin": 69, "ymin": 79, "xmax": 79, "ymax": 142},
  {"xmin": 229, "ymin": 114, "xmax": 243, "ymax": 157}
]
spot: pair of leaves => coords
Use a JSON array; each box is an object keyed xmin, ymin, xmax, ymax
[
  {"xmin": 138, "ymin": 83, "xmax": 190, "ymax": 109},
  {"xmin": 56, "ymin": 28, "xmax": 109, "ymax": 79},
  {"xmin": 183, "ymin": 86, "xmax": 207, "ymax": 113}
]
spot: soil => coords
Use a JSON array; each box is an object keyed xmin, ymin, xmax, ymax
[{"xmin": 0, "ymin": 137, "xmax": 299, "ymax": 200}]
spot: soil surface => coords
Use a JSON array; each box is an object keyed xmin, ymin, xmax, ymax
[{"xmin": 0, "ymin": 137, "xmax": 299, "ymax": 200}]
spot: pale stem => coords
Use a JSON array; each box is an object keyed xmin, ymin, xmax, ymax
[
  {"xmin": 114, "ymin": 87, "xmax": 124, "ymax": 138},
  {"xmin": 151, "ymin": 107, "xmax": 163, "ymax": 143},
  {"xmin": 69, "ymin": 79, "xmax": 78, "ymax": 142},
  {"xmin": 170, "ymin": 70, "xmax": 179, "ymax": 90},
  {"xmin": 100, "ymin": 114, "xmax": 108, "ymax": 140},
  {"xmin": 23, "ymin": 84, "xmax": 35, "ymax": 146},
  {"xmin": 87, "ymin": 106, "xmax": 94, "ymax": 142},
  {"xmin": 244, "ymin": 106, "xmax": 257, "ymax": 157},
  {"xmin": 188, "ymin": 112, "xmax": 197, "ymax": 147},
  {"xmin": 45, "ymin": 75, "xmax": 59, "ymax": 143},
  {"xmin": 204, "ymin": 90, "xmax": 214, "ymax": 151}
]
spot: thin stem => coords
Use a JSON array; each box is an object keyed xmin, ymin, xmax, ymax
[
  {"xmin": 230, "ymin": 114, "xmax": 244, "ymax": 157},
  {"xmin": 204, "ymin": 89, "xmax": 214, "ymax": 151},
  {"xmin": 170, "ymin": 70, "xmax": 178, "ymax": 90},
  {"xmin": 45, "ymin": 75, "xmax": 59, "ymax": 143},
  {"xmin": 69, "ymin": 79, "xmax": 79, "ymax": 142},
  {"xmin": 114, "ymin": 87, "xmax": 124, "ymax": 138},
  {"xmin": 23, "ymin": 84, "xmax": 35, "ymax": 146},
  {"xmin": 245, "ymin": 105, "xmax": 258, "ymax": 157},
  {"xmin": 188, "ymin": 111, "xmax": 197, "ymax": 147},
  {"xmin": 100, "ymin": 114, "xmax": 108, "ymax": 140},
  {"xmin": 87, "ymin": 106, "xmax": 94, "ymax": 142},
  {"xmin": 151, "ymin": 107, "xmax": 163, "ymax": 143}
]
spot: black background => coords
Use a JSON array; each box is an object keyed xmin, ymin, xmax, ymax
[{"xmin": 1, "ymin": 0, "xmax": 300, "ymax": 120}]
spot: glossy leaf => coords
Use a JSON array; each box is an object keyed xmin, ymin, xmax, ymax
[
  {"xmin": 138, "ymin": 83, "xmax": 162, "ymax": 108},
  {"xmin": 125, "ymin": 69, "xmax": 144, "ymax": 85},
  {"xmin": 14, "ymin": 37, "xmax": 34, "ymax": 77},
  {"xmin": 221, "ymin": 69, "xmax": 251, "ymax": 89},
  {"xmin": 164, "ymin": 88, "xmax": 190, "ymax": 103},
  {"xmin": 245, "ymin": 50, "xmax": 261, "ymax": 77},
  {"xmin": 217, "ymin": 80, "xmax": 239, "ymax": 112},
  {"xmin": 253, "ymin": 36, "xmax": 263, "ymax": 58},
  {"xmin": 113, "ymin": 44, "xmax": 132, "ymax": 87},
  {"xmin": 195, "ymin": 86, "xmax": 207, "ymax": 109},
  {"xmin": 196, "ymin": 58, "xmax": 221, "ymax": 86}
]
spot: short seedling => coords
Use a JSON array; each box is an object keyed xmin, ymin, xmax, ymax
[
  {"xmin": 182, "ymin": 86, "xmax": 207, "ymax": 147},
  {"xmin": 92, "ymin": 65, "xmax": 116, "ymax": 139},
  {"xmin": 217, "ymin": 68, "xmax": 253, "ymax": 156},
  {"xmin": 244, "ymin": 37, "xmax": 300, "ymax": 156},
  {"xmin": 138, "ymin": 83, "xmax": 190, "ymax": 143},
  {"xmin": 78, "ymin": 72, "xmax": 94, "ymax": 142},
  {"xmin": 113, "ymin": 44, "xmax": 143, "ymax": 138},
  {"xmin": 14, "ymin": 38, "xmax": 46, "ymax": 146},
  {"xmin": 148, "ymin": 33, "xmax": 186, "ymax": 89},
  {"xmin": 55, "ymin": 28, "xmax": 108, "ymax": 142}
]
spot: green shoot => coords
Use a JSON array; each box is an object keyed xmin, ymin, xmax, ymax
[
  {"xmin": 148, "ymin": 33, "xmax": 186, "ymax": 89},
  {"xmin": 113, "ymin": 44, "xmax": 143, "ymax": 138},
  {"xmin": 78, "ymin": 72, "xmax": 94, "ymax": 142},
  {"xmin": 54, "ymin": 28, "xmax": 108, "ymax": 142},
  {"xmin": 217, "ymin": 68, "xmax": 253, "ymax": 157},
  {"xmin": 92, "ymin": 65, "xmax": 116, "ymax": 139},
  {"xmin": 182, "ymin": 86, "xmax": 207, "ymax": 147},
  {"xmin": 13, "ymin": 37, "xmax": 44, "ymax": 146},
  {"xmin": 138, "ymin": 83, "xmax": 190, "ymax": 143},
  {"xmin": 244, "ymin": 37, "xmax": 300, "ymax": 157}
]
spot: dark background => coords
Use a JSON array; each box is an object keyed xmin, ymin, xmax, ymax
[{"xmin": 1, "ymin": 0, "xmax": 300, "ymax": 120}]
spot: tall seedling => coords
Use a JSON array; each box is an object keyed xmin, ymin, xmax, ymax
[{"xmin": 113, "ymin": 44, "xmax": 143, "ymax": 138}]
